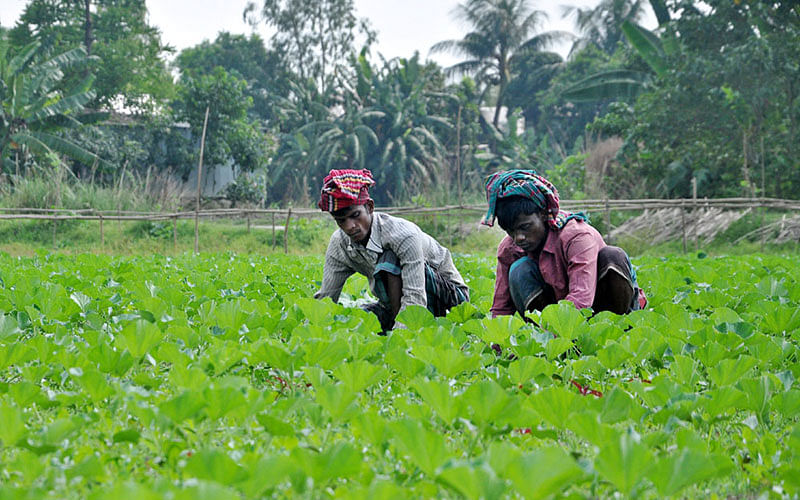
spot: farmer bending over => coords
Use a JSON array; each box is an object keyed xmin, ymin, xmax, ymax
[
  {"xmin": 314, "ymin": 169, "xmax": 469, "ymax": 331},
  {"xmin": 483, "ymin": 170, "xmax": 646, "ymax": 318}
]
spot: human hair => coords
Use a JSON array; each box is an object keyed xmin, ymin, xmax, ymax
[{"xmin": 495, "ymin": 196, "xmax": 543, "ymax": 232}]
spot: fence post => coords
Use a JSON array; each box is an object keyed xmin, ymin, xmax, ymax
[
  {"xmin": 604, "ymin": 198, "xmax": 611, "ymax": 243},
  {"xmin": 455, "ymin": 104, "xmax": 462, "ymax": 207},
  {"xmin": 246, "ymin": 211, "xmax": 251, "ymax": 233},
  {"xmin": 194, "ymin": 105, "xmax": 210, "ymax": 255},
  {"xmin": 173, "ymin": 216, "xmax": 178, "ymax": 252},
  {"xmin": 448, "ymin": 210, "xmax": 454, "ymax": 247},
  {"xmin": 272, "ymin": 212, "xmax": 276, "ymax": 248},
  {"xmin": 283, "ymin": 208, "xmax": 292, "ymax": 254},
  {"xmin": 692, "ymin": 177, "xmax": 698, "ymax": 250},
  {"xmin": 99, "ymin": 214, "xmax": 104, "ymax": 252},
  {"xmin": 681, "ymin": 200, "xmax": 687, "ymax": 254}
]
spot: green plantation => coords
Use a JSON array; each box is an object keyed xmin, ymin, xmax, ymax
[{"xmin": 0, "ymin": 252, "xmax": 798, "ymax": 499}]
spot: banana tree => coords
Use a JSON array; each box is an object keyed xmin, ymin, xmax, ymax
[
  {"xmin": 0, "ymin": 39, "xmax": 108, "ymax": 174},
  {"xmin": 560, "ymin": 0, "xmax": 674, "ymax": 102},
  {"xmin": 560, "ymin": 20, "xmax": 670, "ymax": 102}
]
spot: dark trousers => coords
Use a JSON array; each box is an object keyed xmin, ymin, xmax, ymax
[
  {"xmin": 508, "ymin": 246, "xmax": 641, "ymax": 315},
  {"xmin": 364, "ymin": 249, "xmax": 468, "ymax": 331}
]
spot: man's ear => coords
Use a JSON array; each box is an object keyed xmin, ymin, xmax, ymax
[{"xmin": 366, "ymin": 199, "xmax": 375, "ymax": 214}]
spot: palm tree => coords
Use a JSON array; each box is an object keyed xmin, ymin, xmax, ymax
[
  {"xmin": 0, "ymin": 39, "xmax": 108, "ymax": 175},
  {"xmin": 304, "ymin": 104, "xmax": 382, "ymax": 172},
  {"xmin": 301, "ymin": 54, "xmax": 452, "ymax": 203},
  {"xmin": 430, "ymin": 0, "xmax": 569, "ymax": 128},
  {"xmin": 367, "ymin": 55, "xmax": 453, "ymax": 202},
  {"xmin": 563, "ymin": 0, "xmax": 648, "ymax": 55}
]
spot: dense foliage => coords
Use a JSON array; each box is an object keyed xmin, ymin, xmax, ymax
[
  {"xmin": 1, "ymin": 0, "xmax": 798, "ymax": 206},
  {"xmin": 0, "ymin": 39, "xmax": 108, "ymax": 175},
  {"xmin": 0, "ymin": 252, "xmax": 798, "ymax": 498}
]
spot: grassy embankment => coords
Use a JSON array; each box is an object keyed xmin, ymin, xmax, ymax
[
  {"xmin": 0, "ymin": 208, "xmax": 797, "ymax": 257},
  {"xmin": 0, "ymin": 175, "xmax": 796, "ymax": 256}
]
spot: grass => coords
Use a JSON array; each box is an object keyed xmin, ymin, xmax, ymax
[
  {"xmin": 0, "ymin": 212, "xmax": 797, "ymax": 260},
  {"xmin": 0, "ymin": 172, "xmax": 187, "ymax": 212}
]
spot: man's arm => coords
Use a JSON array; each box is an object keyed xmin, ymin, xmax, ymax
[
  {"xmin": 314, "ymin": 235, "xmax": 354, "ymax": 303},
  {"xmin": 490, "ymin": 256, "xmax": 516, "ymax": 317},
  {"xmin": 393, "ymin": 237, "xmax": 428, "ymax": 311},
  {"xmin": 563, "ymin": 233, "xmax": 603, "ymax": 309}
]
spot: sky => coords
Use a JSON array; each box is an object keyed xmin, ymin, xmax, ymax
[{"xmin": 1, "ymin": 0, "xmax": 654, "ymax": 66}]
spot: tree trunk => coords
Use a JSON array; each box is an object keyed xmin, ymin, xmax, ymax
[
  {"xmin": 83, "ymin": 0, "xmax": 93, "ymax": 56},
  {"xmin": 742, "ymin": 129, "xmax": 752, "ymax": 197}
]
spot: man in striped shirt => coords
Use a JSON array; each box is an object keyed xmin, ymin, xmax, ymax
[{"xmin": 314, "ymin": 169, "xmax": 469, "ymax": 331}]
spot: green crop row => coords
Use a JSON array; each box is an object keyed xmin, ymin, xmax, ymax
[{"xmin": 0, "ymin": 252, "xmax": 798, "ymax": 499}]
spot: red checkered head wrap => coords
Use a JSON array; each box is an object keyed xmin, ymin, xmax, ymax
[{"xmin": 317, "ymin": 169, "xmax": 375, "ymax": 212}]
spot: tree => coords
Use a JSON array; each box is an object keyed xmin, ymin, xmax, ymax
[
  {"xmin": 271, "ymin": 54, "xmax": 453, "ymax": 204},
  {"xmin": 563, "ymin": 0, "xmax": 648, "ymax": 55},
  {"xmin": 244, "ymin": 0, "xmax": 375, "ymax": 94},
  {"xmin": 589, "ymin": 0, "xmax": 800, "ymax": 198},
  {"xmin": 504, "ymin": 50, "xmax": 563, "ymax": 132},
  {"xmin": 0, "ymin": 39, "xmax": 108, "ymax": 175},
  {"xmin": 430, "ymin": 0, "xmax": 568, "ymax": 128},
  {"xmin": 560, "ymin": 21, "xmax": 669, "ymax": 103},
  {"xmin": 173, "ymin": 67, "xmax": 269, "ymax": 175},
  {"xmin": 364, "ymin": 54, "xmax": 453, "ymax": 202},
  {"xmin": 10, "ymin": 0, "xmax": 174, "ymax": 112},
  {"xmin": 176, "ymin": 32, "xmax": 288, "ymax": 122}
]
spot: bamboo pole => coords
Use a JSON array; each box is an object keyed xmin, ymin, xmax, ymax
[
  {"xmin": 117, "ymin": 160, "xmax": 127, "ymax": 231},
  {"xmin": 455, "ymin": 104, "xmax": 462, "ymax": 207},
  {"xmin": 761, "ymin": 136, "xmax": 766, "ymax": 251},
  {"xmin": 283, "ymin": 208, "xmax": 292, "ymax": 254},
  {"xmin": 144, "ymin": 164, "xmax": 152, "ymax": 198},
  {"xmin": 0, "ymin": 198, "xmax": 799, "ymax": 235},
  {"xmin": 194, "ymin": 106, "xmax": 210, "ymax": 255},
  {"xmin": 681, "ymin": 200, "xmax": 687, "ymax": 254},
  {"xmin": 692, "ymin": 177, "xmax": 698, "ymax": 251}
]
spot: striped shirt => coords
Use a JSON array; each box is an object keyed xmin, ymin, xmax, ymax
[{"xmin": 314, "ymin": 212, "xmax": 469, "ymax": 311}]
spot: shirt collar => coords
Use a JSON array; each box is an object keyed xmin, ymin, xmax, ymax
[
  {"xmin": 344, "ymin": 212, "xmax": 383, "ymax": 254},
  {"xmin": 541, "ymin": 227, "xmax": 559, "ymax": 255},
  {"xmin": 365, "ymin": 212, "xmax": 383, "ymax": 253},
  {"xmin": 519, "ymin": 228, "xmax": 558, "ymax": 258}
]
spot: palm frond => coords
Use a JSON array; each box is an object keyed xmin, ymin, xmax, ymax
[
  {"xmin": 31, "ymin": 90, "xmax": 95, "ymax": 123},
  {"xmin": 8, "ymin": 41, "xmax": 40, "ymax": 77}
]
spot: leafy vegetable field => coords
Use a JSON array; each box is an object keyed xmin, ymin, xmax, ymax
[{"xmin": 0, "ymin": 252, "xmax": 799, "ymax": 499}]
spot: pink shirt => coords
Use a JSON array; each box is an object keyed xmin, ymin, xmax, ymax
[{"xmin": 490, "ymin": 219, "xmax": 606, "ymax": 317}]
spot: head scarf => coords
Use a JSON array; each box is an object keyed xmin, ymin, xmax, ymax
[
  {"xmin": 317, "ymin": 169, "xmax": 375, "ymax": 212},
  {"xmin": 481, "ymin": 169, "xmax": 587, "ymax": 230}
]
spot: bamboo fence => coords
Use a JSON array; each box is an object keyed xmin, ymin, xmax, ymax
[{"xmin": 1, "ymin": 197, "xmax": 797, "ymax": 253}]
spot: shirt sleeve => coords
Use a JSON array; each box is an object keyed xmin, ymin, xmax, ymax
[
  {"xmin": 435, "ymin": 248, "xmax": 470, "ymax": 300},
  {"xmin": 393, "ymin": 235, "xmax": 428, "ymax": 311},
  {"xmin": 490, "ymin": 254, "xmax": 516, "ymax": 317},
  {"xmin": 314, "ymin": 234, "xmax": 354, "ymax": 303},
  {"xmin": 563, "ymin": 233, "xmax": 603, "ymax": 309}
]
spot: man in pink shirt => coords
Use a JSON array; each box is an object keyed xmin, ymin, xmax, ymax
[{"xmin": 482, "ymin": 170, "xmax": 646, "ymax": 318}]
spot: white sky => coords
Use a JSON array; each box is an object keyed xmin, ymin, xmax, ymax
[{"xmin": 1, "ymin": 0, "xmax": 655, "ymax": 66}]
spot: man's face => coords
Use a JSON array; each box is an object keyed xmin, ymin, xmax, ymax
[
  {"xmin": 332, "ymin": 201, "xmax": 374, "ymax": 245},
  {"xmin": 508, "ymin": 211, "xmax": 548, "ymax": 253}
]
